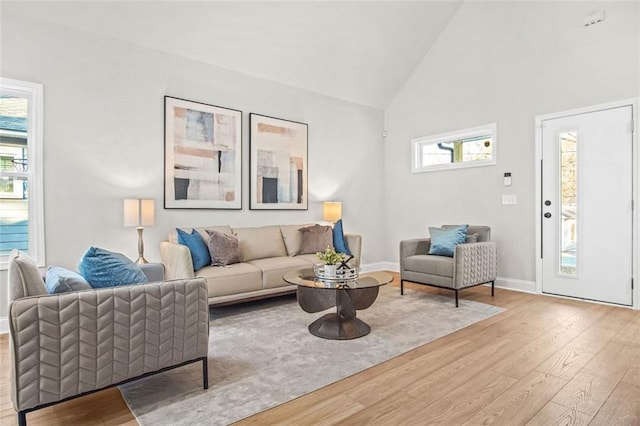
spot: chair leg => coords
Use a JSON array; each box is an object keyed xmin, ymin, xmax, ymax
[
  {"xmin": 455, "ymin": 290, "xmax": 459, "ymax": 307},
  {"xmin": 18, "ymin": 411, "xmax": 26, "ymax": 426},
  {"xmin": 491, "ymin": 281, "xmax": 495, "ymax": 297},
  {"xmin": 401, "ymin": 280, "xmax": 404, "ymax": 295},
  {"xmin": 202, "ymin": 357, "xmax": 209, "ymax": 390}
]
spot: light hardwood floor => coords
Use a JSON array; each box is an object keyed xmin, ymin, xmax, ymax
[{"xmin": 2, "ymin": 273, "xmax": 640, "ymax": 425}]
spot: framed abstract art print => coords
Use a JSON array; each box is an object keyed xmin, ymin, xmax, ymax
[
  {"xmin": 249, "ymin": 113, "xmax": 308, "ymax": 210},
  {"xmin": 164, "ymin": 96, "xmax": 242, "ymax": 209}
]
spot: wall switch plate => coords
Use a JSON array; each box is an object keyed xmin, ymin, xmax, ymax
[{"xmin": 502, "ymin": 194, "xmax": 517, "ymax": 205}]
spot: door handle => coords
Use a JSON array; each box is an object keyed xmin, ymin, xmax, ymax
[{"xmin": 544, "ymin": 212, "xmax": 552, "ymax": 218}]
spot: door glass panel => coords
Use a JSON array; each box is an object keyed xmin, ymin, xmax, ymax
[{"xmin": 560, "ymin": 131, "xmax": 577, "ymax": 276}]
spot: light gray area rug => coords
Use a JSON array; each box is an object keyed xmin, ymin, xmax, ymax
[{"xmin": 120, "ymin": 286, "xmax": 503, "ymax": 425}]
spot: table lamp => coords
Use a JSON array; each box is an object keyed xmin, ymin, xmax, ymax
[
  {"xmin": 124, "ymin": 198, "xmax": 155, "ymax": 264},
  {"xmin": 323, "ymin": 201, "xmax": 342, "ymax": 223}
]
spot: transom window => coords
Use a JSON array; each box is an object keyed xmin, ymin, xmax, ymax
[
  {"xmin": 412, "ymin": 123, "xmax": 497, "ymax": 173},
  {"xmin": 0, "ymin": 78, "xmax": 44, "ymax": 268}
]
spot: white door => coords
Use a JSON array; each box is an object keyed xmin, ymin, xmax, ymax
[{"xmin": 541, "ymin": 105, "xmax": 634, "ymax": 305}]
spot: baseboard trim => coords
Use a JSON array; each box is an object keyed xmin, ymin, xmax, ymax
[
  {"xmin": 0, "ymin": 317, "xmax": 8, "ymax": 335},
  {"xmin": 495, "ymin": 277, "xmax": 537, "ymax": 294},
  {"xmin": 360, "ymin": 262, "xmax": 399, "ymax": 273}
]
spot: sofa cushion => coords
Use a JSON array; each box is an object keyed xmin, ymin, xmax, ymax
[
  {"xmin": 248, "ymin": 256, "xmax": 315, "ymax": 289},
  {"xmin": 444, "ymin": 225, "xmax": 491, "ymax": 242},
  {"xmin": 45, "ymin": 266, "xmax": 92, "ymax": 294},
  {"xmin": 404, "ymin": 254, "xmax": 454, "ymax": 277},
  {"xmin": 78, "ymin": 247, "xmax": 149, "ymax": 288},
  {"xmin": 195, "ymin": 226, "xmax": 234, "ymax": 245},
  {"xmin": 294, "ymin": 254, "xmax": 321, "ymax": 265},
  {"xmin": 332, "ymin": 219, "xmax": 352, "ymax": 256},
  {"xmin": 280, "ymin": 224, "xmax": 314, "ymax": 256},
  {"xmin": 169, "ymin": 226, "xmax": 233, "ymax": 244},
  {"xmin": 233, "ymin": 226, "xmax": 287, "ymax": 261},
  {"xmin": 206, "ymin": 229, "xmax": 241, "ymax": 266},
  {"xmin": 8, "ymin": 249, "xmax": 47, "ymax": 300},
  {"xmin": 298, "ymin": 224, "xmax": 333, "ymax": 255},
  {"xmin": 196, "ymin": 263, "xmax": 262, "ymax": 297},
  {"xmin": 428, "ymin": 225, "xmax": 468, "ymax": 257},
  {"xmin": 466, "ymin": 233, "xmax": 479, "ymax": 243},
  {"xmin": 176, "ymin": 228, "xmax": 211, "ymax": 271}
]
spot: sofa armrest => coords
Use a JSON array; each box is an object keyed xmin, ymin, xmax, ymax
[
  {"xmin": 453, "ymin": 242, "xmax": 497, "ymax": 289},
  {"xmin": 139, "ymin": 262, "xmax": 165, "ymax": 282},
  {"xmin": 160, "ymin": 241, "xmax": 195, "ymax": 280},
  {"xmin": 344, "ymin": 234, "xmax": 362, "ymax": 266},
  {"xmin": 9, "ymin": 278, "xmax": 209, "ymax": 412},
  {"xmin": 400, "ymin": 239, "xmax": 431, "ymax": 262},
  {"xmin": 399, "ymin": 238, "xmax": 431, "ymax": 279}
]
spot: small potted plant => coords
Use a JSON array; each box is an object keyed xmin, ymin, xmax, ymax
[{"xmin": 316, "ymin": 246, "xmax": 346, "ymax": 278}]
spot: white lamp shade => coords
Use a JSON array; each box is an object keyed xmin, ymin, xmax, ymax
[
  {"xmin": 123, "ymin": 199, "xmax": 140, "ymax": 227},
  {"xmin": 124, "ymin": 199, "xmax": 155, "ymax": 227},
  {"xmin": 323, "ymin": 201, "xmax": 342, "ymax": 222},
  {"xmin": 140, "ymin": 199, "xmax": 155, "ymax": 226}
]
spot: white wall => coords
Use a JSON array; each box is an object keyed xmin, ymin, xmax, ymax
[
  {"xmin": 384, "ymin": 1, "xmax": 639, "ymax": 285},
  {"xmin": 0, "ymin": 11, "xmax": 385, "ymax": 317}
]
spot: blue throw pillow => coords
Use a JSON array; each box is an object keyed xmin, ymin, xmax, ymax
[
  {"xmin": 176, "ymin": 228, "xmax": 211, "ymax": 271},
  {"xmin": 45, "ymin": 266, "xmax": 92, "ymax": 294},
  {"xmin": 78, "ymin": 247, "xmax": 148, "ymax": 288},
  {"xmin": 428, "ymin": 224, "xmax": 468, "ymax": 257},
  {"xmin": 332, "ymin": 219, "xmax": 352, "ymax": 256}
]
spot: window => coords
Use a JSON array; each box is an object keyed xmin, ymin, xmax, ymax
[
  {"xmin": 412, "ymin": 123, "xmax": 497, "ymax": 173},
  {"xmin": 0, "ymin": 78, "xmax": 44, "ymax": 268}
]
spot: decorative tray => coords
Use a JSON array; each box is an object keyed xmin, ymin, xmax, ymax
[{"xmin": 313, "ymin": 264, "xmax": 359, "ymax": 281}]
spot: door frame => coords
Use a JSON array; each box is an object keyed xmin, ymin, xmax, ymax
[{"xmin": 534, "ymin": 98, "xmax": 639, "ymax": 308}]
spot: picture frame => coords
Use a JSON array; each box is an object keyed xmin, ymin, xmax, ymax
[
  {"xmin": 164, "ymin": 96, "xmax": 242, "ymax": 209},
  {"xmin": 249, "ymin": 113, "xmax": 308, "ymax": 210}
]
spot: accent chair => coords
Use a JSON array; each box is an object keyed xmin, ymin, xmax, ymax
[
  {"xmin": 399, "ymin": 225, "xmax": 497, "ymax": 307},
  {"xmin": 7, "ymin": 250, "xmax": 210, "ymax": 426}
]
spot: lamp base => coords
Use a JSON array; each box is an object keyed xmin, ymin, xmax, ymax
[{"xmin": 135, "ymin": 227, "xmax": 148, "ymax": 264}]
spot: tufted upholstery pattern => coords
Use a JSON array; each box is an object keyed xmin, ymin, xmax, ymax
[
  {"xmin": 9, "ymin": 278, "xmax": 209, "ymax": 412},
  {"xmin": 454, "ymin": 242, "xmax": 498, "ymax": 289}
]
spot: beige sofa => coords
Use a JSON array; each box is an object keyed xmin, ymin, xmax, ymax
[
  {"xmin": 7, "ymin": 250, "xmax": 209, "ymax": 426},
  {"xmin": 160, "ymin": 224, "xmax": 362, "ymax": 306}
]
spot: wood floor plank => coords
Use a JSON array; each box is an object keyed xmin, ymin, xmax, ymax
[
  {"xmin": 402, "ymin": 337, "xmax": 523, "ymax": 401},
  {"xmin": 589, "ymin": 381, "xmax": 640, "ymax": 425},
  {"xmin": 342, "ymin": 338, "xmax": 480, "ymax": 406},
  {"xmin": 490, "ymin": 323, "xmax": 587, "ymax": 380},
  {"xmin": 621, "ymin": 352, "xmax": 640, "ymax": 387},
  {"xmin": 612, "ymin": 313, "xmax": 640, "ymax": 348},
  {"xmin": 241, "ymin": 392, "xmax": 366, "ymax": 426},
  {"xmin": 525, "ymin": 401, "xmax": 592, "ymax": 426},
  {"xmin": 552, "ymin": 371, "xmax": 622, "ymax": 416},
  {"xmin": 581, "ymin": 342, "xmax": 640, "ymax": 379},
  {"xmin": 461, "ymin": 371, "xmax": 569, "ymax": 425},
  {"xmin": 564, "ymin": 326, "xmax": 617, "ymax": 354},
  {"xmin": 333, "ymin": 390, "xmax": 427, "ymax": 425},
  {"xmin": 402, "ymin": 369, "xmax": 518, "ymax": 425},
  {"xmin": 591, "ymin": 305, "xmax": 637, "ymax": 331},
  {"xmin": 535, "ymin": 347, "xmax": 596, "ymax": 380}
]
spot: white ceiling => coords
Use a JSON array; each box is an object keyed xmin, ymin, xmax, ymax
[{"xmin": 7, "ymin": 1, "xmax": 463, "ymax": 109}]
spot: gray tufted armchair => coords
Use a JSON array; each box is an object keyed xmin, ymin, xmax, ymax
[
  {"xmin": 399, "ymin": 225, "xmax": 497, "ymax": 307},
  {"xmin": 7, "ymin": 250, "xmax": 210, "ymax": 426}
]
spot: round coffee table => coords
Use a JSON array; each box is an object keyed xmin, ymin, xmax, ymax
[{"xmin": 283, "ymin": 269, "xmax": 393, "ymax": 340}]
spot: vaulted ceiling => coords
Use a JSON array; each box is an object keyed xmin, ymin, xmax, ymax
[{"xmin": 5, "ymin": 1, "xmax": 464, "ymax": 109}]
